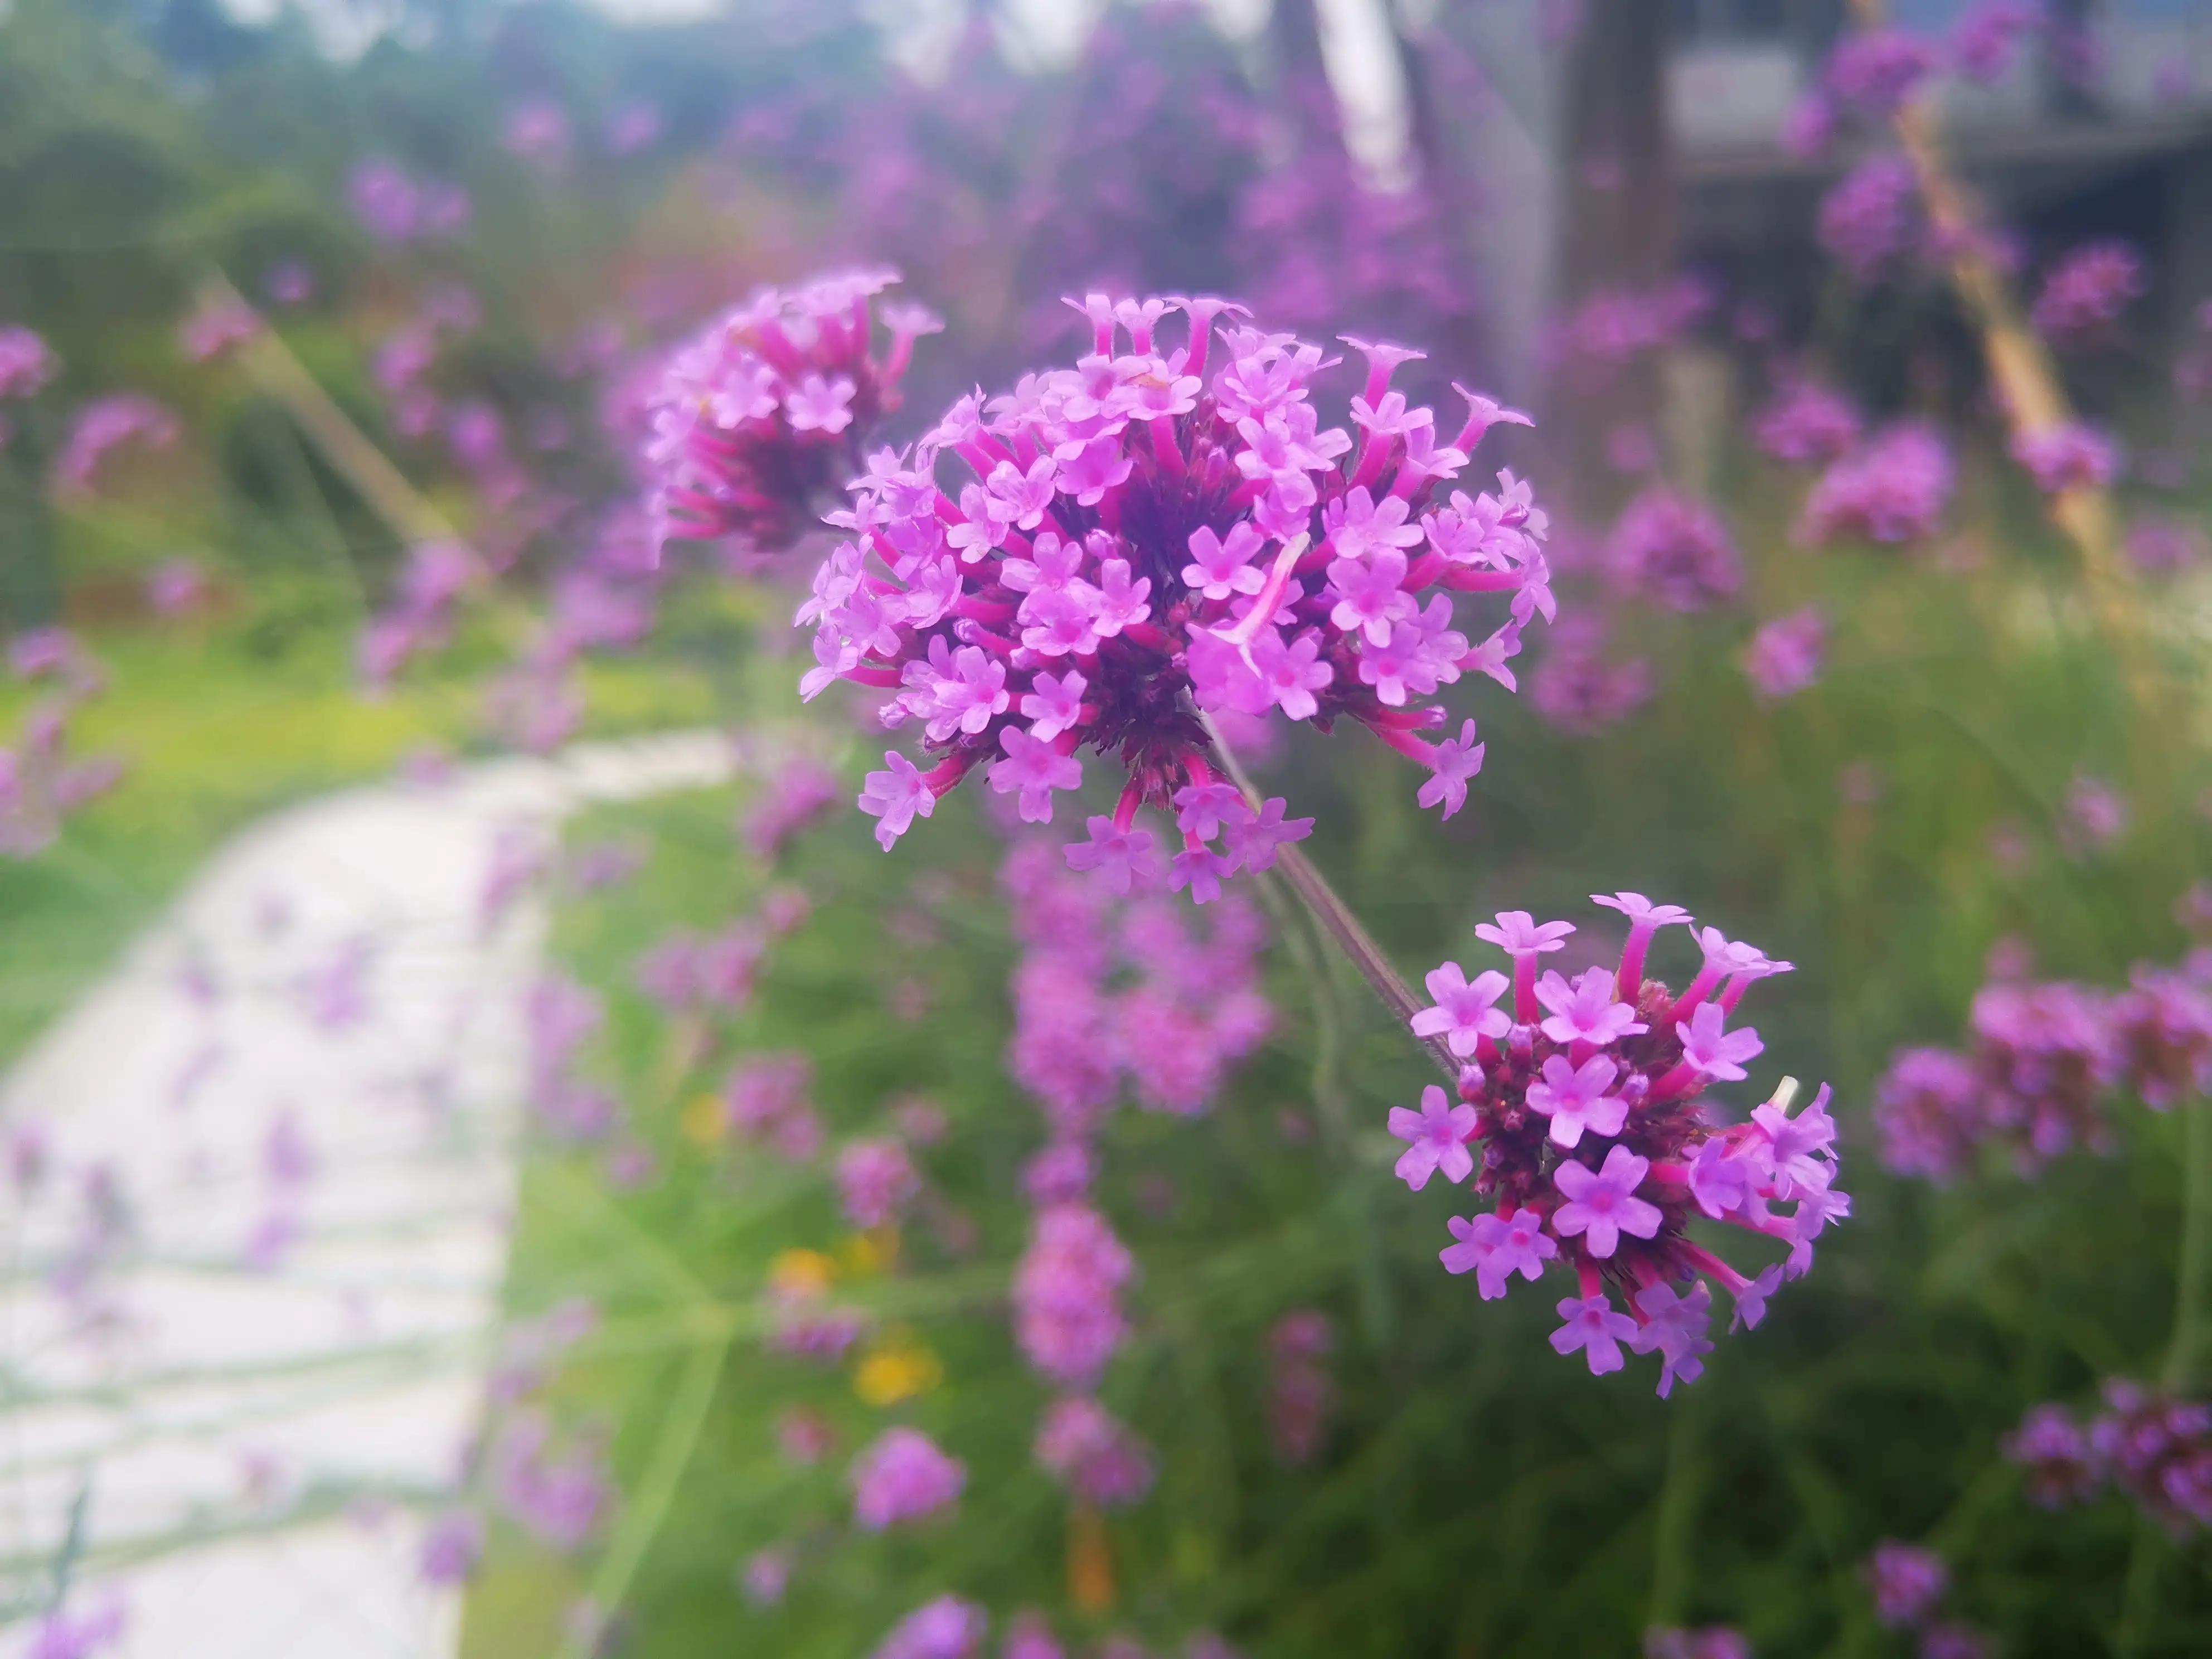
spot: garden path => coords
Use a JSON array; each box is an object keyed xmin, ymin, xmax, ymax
[{"xmin": 0, "ymin": 733, "xmax": 736, "ymax": 1659}]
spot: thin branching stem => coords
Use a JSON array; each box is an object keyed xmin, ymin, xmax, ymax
[{"xmin": 1199, "ymin": 714, "xmax": 1458, "ymax": 1081}]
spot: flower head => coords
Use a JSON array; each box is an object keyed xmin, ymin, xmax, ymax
[
  {"xmin": 1394, "ymin": 898, "xmax": 1838, "ymax": 1394},
  {"xmin": 850, "ymin": 1426, "xmax": 965, "ymax": 1529},
  {"xmin": 799, "ymin": 296, "xmax": 1550, "ymax": 899},
  {"xmin": 645, "ymin": 269, "xmax": 937, "ymax": 556}
]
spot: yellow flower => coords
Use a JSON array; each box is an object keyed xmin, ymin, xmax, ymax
[
  {"xmin": 854, "ymin": 1331, "xmax": 942, "ymax": 1405},
  {"xmin": 768, "ymin": 1248, "xmax": 837, "ymax": 1298},
  {"xmin": 680, "ymin": 1092, "xmax": 726, "ymax": 1148}
]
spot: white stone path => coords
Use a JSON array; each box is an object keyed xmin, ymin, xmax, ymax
[{"xmin": 0, "ymin": 733, "xmax": 736, "ymax": 1658}]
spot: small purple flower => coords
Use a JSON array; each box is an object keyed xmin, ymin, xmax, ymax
[
  {"xmin": 1440, "ymin": 1205, "xmax": 1555, "ymax": 1299},
  {"xmin": 859, "ymin": 751, "xmax": 938, "ymax": 850},
  {"xmin": 1534, "ymin": 966, "xmax": 1646, "ymax": 1046},
  {"xmin": 1410, "ymin": 961, "xmax": 1511, "ymax": 1058},
  {"xmin": 1743, "ymin": 608, "xmax": 1825, "ymax": 700},
  {"xmin": 1388, "ymin": 1084, "xmax": 1478, "ymax": 1190},
  {"xmin": 419, "ymin": 1510, "xmax": 483, "ymax": 1585},
  {"xmin": 988, "ymin": 726, "xmax": 1083, "ymax": 823},
  {"xmin": 1628, "ymin": 1280, "xmax": 1715, "ymax": 1399},
  {"xmin": 1551, "ymin": 1144, "xmax": 1662, "ymax": 1258},
  {"xmin": 874, "ymin": 1595, "xmax": 988, "ymax": 1659},
  {"xmin": 2031, "ymin": 241, "xmax": 2144, "ymax": 343},
  {"xmin": 1525, "ymin": 1052, "xmax": 1629, "ymax": 1149},
  {"xmin": 837, "ymin": 1137, "xmax": 920, "ymax": 1229},
  {"xmin": 1549, "ymin": 1292, "xmax": 1637, "ymax": 1376},
  {"xmin": 1415, "ymin": 717, "xmax": 1485, "ymax": 819},
  {"xmin": 1677, "ymin": 1002, "xmax": 1765, "ymax": 1083},
  {"xmin": 2011, "ymin": 423, "xmax": 2121, "ymax": 494},
  {"xmin": 1865, "ymin": 1540, "xmax": 1947, "ymax": 1628},
  {"xmin": 850, "ymin": 1426, "xmax": 965, "ymax": 1529}
]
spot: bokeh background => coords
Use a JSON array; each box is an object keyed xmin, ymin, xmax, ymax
[{"xmin": 1, "ymin": 2, "xmax": 2209, "ymax": 1657}]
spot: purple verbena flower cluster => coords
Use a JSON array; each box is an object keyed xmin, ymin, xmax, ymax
[
  {"xmin": 2030, "ymin": 241, "xmax": 2145, "ymax": 343},
  {"xmin": 1400, "ymin": 898, "xmax": 1843, "ymax": 1394},
  {"xmin": 1752, "ymin": 379, "xmax": 1861, "ymax": 466},
  {"xmin": 1001, "ymin": 837, "xmax": 1270, "ymax": 1128},
  {"xmin": 1817, "ymin": 156, "xmax": 1922, "ymax": 283},
  {"xmin": 874, "ymin": 1596, "xmax": 988, "ymax": 1659},
  {"xmin": 850, "ymin": 1425, "xmax": 965, "ymax": 1529},
  {"xmin": 1874, "ymin": 950, "xmax": 2212, "ymax": 1179},
  {"xmin": 1034, "ymin": 1394, "xmax": 1155, "ymax": 1507},
  {"xmin": 803, "ymin": 295, "xmax": 1550, "ymax": 890},
  {"xmin": 644, "ymin": 268, "xmax": 940, "ymax": 555},
  {"xmin": 1607, "ymin": 489, "xmax": 1742, "ymax": 613},
  {"xmin": 0, "ymin": 323, "xmax": 59, "ymax": 398},
  {"xmin": 348, "ymin": 157, "xmax": 470, "ymax": 242},
  {"xmin": 1796, "ymin": 423, "xmax": 1954, "ymax": 547},
  {"xmin": 2007, "ymin": 1382, "xmax": 2212, "ymax": 1534},
  {"xmin": 1529, "ymin": 613, "xmax": 1653, "ymax": 735},
  {"xmin": 2010, "ymin": 422, "xmax": 2122, "ymax": 494},
  {"xmin": 54, "ymin": 394, "xmax": 179, "ymax": 494},
  {"xmin": 1743, "ymin": 608, "xmax": 1826, "ymax": 700}
]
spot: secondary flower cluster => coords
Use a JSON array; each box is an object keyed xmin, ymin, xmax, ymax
[
  {"xmin": 2030, "ymin": 241, "xmax": 2143, "ymax": 344},
  {"xmin": 2008, "ymin": 1381, "xmax": 2212, "ymax": 1535},
  {"xmin": 1394, "ymin": 897, "xmax": 1845, "ymax": 1395},
  {"xmin": 1873, "ymin": 952, "xmax": 2212, "ymax": 1181},
  {"xmin": 803, "ymin": 294, "xmax": 1550, "ymax": 898},
  {"xmin": 643, "ymin": 268, "xmax": 940, "ymax": 556},
  {"xmin": 1001, "ymin": 836, "xmax": 1271, "ymax": 1129},
  {"xmin": 1796, "ymin": 423, "xmax": 1954, "ymax": 548}
]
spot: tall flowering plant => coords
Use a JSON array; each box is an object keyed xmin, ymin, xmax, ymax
[{"xmin": 799, "ymin": 293, "xmax": 1549, "ymax": 900}]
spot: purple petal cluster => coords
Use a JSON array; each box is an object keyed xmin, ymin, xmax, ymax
[
  {"xmin": 180, "ymin": 294, "xmax": 263, "ymax": 363},
  {"xmin": 1001, "ymin": 837, "xmax": 1270, "ymax": 1130},
  {"xmin": 358, "ymin": 539, "xmax": 478, "ymax": 688},
  {"xmin": 1825, "ymin": 28, "xmax": 1939, "ymax": 116},
  {"xmin": 493, "ymin": 1410, "xmax": 609, "ymax": 1550},
  {"xmin": 2009, "ymin": 422, "xmax": 2121, "ymax": 494},
  {"xmin": 2007, "ymin": 1382, "xmax": 2212, "ymax": 1533},
  {"xmin": 837, "ymin": 1137, "xmax": 920, "ymax": 1229},
  {"xmin": 1878, "ymin": 949, "xmax": 2211, "ymax": 1178},
  {"xmin": 874, "ymin": 1597, "xmax": 988, "ymax": 1659},
  {"xmin": 1796, "ymin": 423, "xmax": 1954, "ymax": 547},
  {"xmin": 1743, "ymin": 608, "xmax": 1826, "ymax": 700},
  {"xmin": 1034, "ymin": 1395, "xmax": 1155, "ymax": 1507},
  {"xmin": 1752, "ymin": 379, "xmax": 1861, "ymax": 465},
  {"xmin": 1408, "ymin": 898, "xmax": 1840, "ymax": 1394},
  {"xmin": 0, "ymin": 324, "xmax": 59, "ymax": 398},
  {"xmin": 850, "ymin": 1425, "xmax": 965, "ymax": 1529},
  {"xmin": 1817, "ymin": 155, "xmax": 1922, "ymax": 283},
  {"xmin": 723, "ymin": 1052, "xmax": 824, "ymax": 1162},
  {"xmin": 1267, "ymin": 1310, "xmax": 1334, "ymax": 1466},
  {"xmin": 348, "ymin": 157, "xmax": 470, "ymax": 242},
  {"xmin": 803, "ymin": 295, "xmax": 1550, "ymax": 885},
  {"xmin": 54, "ymin": 394, "xmax": 180, "ymax": 494},
  {"xmin": 644, "ymin": 268, "xmax": 939, "ymax": 555},
  {"xmin": 1013, "ymin": 1202, "xmax": 1134, "ymax": 1389},
  {"xmin": 1529, "ymin": 614, "xmax": 1652, "ymax": 735},
  {"xmin": 1607, "ymin": 489, "xmax": 1742, "ymax": 613},
  {"xmin": 2030, "ymin": 241, "xmax": 2145, "ymax": 343}
]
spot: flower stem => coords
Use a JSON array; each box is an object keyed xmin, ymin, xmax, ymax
[
  {"xmin": 1200, "ymin": 714, "xmax": 1458, "ymax": 1081},
  {"xmin": 2163, "ymin": 1100, "xmax": 2212, "ymax": 1392}
]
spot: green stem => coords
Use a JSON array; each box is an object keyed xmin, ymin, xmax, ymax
[
  {"xmin": 1200, "ymin": 715, "xmax": 1458, "ymax": 1081},
  {"xmin": 562, "ymin": 1331, "xmax": 730, "ymax": 1659},
  {"xmin": 2164, "ymin": 1102, "xmax": 2212, "ymax": 1393}
]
